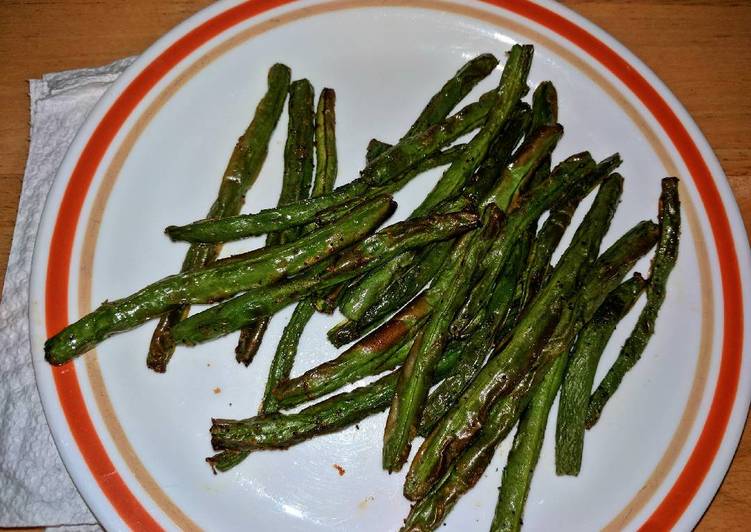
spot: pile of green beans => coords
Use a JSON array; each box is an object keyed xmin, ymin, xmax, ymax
[{"xmin": 44, "ymin": 45, "xmax": 681, "ymax": 531}]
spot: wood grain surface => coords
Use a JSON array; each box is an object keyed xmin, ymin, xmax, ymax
[{"xmin": 0, "ymin": 0, "xmax": 748, "ymax": 529}]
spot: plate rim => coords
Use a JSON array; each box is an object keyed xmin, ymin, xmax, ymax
[{"xmin": 28, "ymin": 0, "xmax": 751, "ymax": 530}]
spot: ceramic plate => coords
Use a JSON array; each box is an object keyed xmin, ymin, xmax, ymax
[{"xmin": 29, "ymin": 0, "xmax": 751, "ymax": 530}]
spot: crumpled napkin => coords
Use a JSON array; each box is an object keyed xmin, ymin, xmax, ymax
[{"xmin": 0, "ymin": 57, "xmax": 136, "ymax": 529}]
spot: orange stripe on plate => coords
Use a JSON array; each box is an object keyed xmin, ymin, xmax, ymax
[{"xmin": 44, "ymin": 0, "xmax": 744, "ymax": 529}]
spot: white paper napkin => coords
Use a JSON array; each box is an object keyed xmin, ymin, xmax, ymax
[{"xmin": 0, "ymin": 57, "xmax": 136, "ymax": 529}]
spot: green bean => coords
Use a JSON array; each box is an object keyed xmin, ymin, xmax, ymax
[
  {"xmin": 459, "ymin": 153, "xmax": 620, "ymax": 332},
  {"xmin": 489, "ymin": 275, "xmax": 652, "ymax": 531},
  {"xmin": 166, "ymin": 87, "xmax": 489, "ymax": 245},
  {"xmin": 426, "ymin": 84, "xmax": 557, "ymax": 374},
  {"xmin": 234, "ymin": 257, "xmax": 348, "ymax": 369},
  {"xmin": 411, "ymin": 45, "xmax": 534, "ymax": 217},
  {"xmin": 586, "ymin": 177, "xmax": 681, "ymax": 427},
  {"xmin": 467, "ymin": 101, "xmax": 532, "ymax": 201},
  {"xmin": 233, "ymin": 320, "xmax": 269, "ymax": 367},
  {"xmin": 519, "ymin": 200, "xmax": 577, "ymax": 305},
  {"xmin": 237, "ymin": 87, "xmax": 338, "ymax": 365},
  {"xmin": 402, "ymin": 371, "xmax": 536, "ymax": 532},
  {"xmin": 529, "ymin": 81, "xmax": 558, "ymax": 135},
  {"xmin": 146, "ymin": 63, "xmax": 290, "ymax": 372},
  {"xmin": 383, "ymin": 206, "xmax": 503, "ymax": 471},
  {"xmin": 166, "ymin": 140, "xmax": 467, "ymax": 246},
  {"xmin": 311, "ymin": 281, "xmax": 348, "ymax": 314},
  {"xmin": 242, "ymin": 87, "xmax": 340, "ymax": 368},
  {"xmin": 214, "ymin": 372, "xmax": 399, "ymax": 453},
  {"xmin": 462, "ymin": 225, "xmax": 536, "ymax": 339},
  {"xmin": 209, "ymin": 328, "xmax": 468, "ymax": 459},
  {"xmin": 312, "ymin": 88, "xmax": 338, "ymax": 197},
  {"xmin": 206, "ymin": 450, "xmax": 249, "ymax": 474},
  {"xmin": 446, "ymin": 126, "xmax": 563, "ymax": 332},
  {"xmin": 165, "ymin": 180, "xmax": 367, "ymax": 244},
  {"xmin": 259, "ymin": 301, "xmax": 316, "ymax": 414},
  {"xmin": 359, "ymin": 52, "xmax": 498, "ymax": 172},
  {"xmin": 444, "ymin": 119, "xmax": 566, "ymax": 339},
  {"xmin": 479, "ymin": 124, "xmax": 562, "ymax": 212},
  {"xmin": 418, "ymin": 232, "xmax": 533, "ymax": 437},
  {"xmin": 234, "ymin": 325, "xmax": 267, "ymax": 366},
  {"xmin": 360, "ymin": 90, "xmax": 496, "ymax": 186},
  {"xmin": 361, "ymin": 50, "xmax": 498, "ymax": 171},
  {"xmin": 416, "ymin": 327, "xmax": 493, "ymax": 440},
  {"xmin": 326, "ymin": 241, "xmax": 453, "ymax": 347},
  {"xmin": 275, "ymin": 78, "xmax": 315, "ymax": 242},
  {"xmin": 445, "ymin": 123, "xmax": 565, "ymax": 335},
  {"xmin": 490, "ymin": 354, "xmax": 568, "ymax": 532},
  {"xmin": 555, "ymin": 275, "xmax": 647, "ymax": 476},
  {"xmin": 338, "ymin": 251, "xmax": 416, "ymax": 321},
  {"xmin": 331, "ymin": 189, "xmax": 476, "ymax": 329},
  {"xmin": 272, "ymin": 294, "xmax": 432, "ymax": 409},
  {"xmin": 404, "ymin": 53, "xmax": 499, "ymax": 138},
  {"xmin": 169, "ymin": 211, "xmax": 480, "ymax": 346},
  {"xmin": 513, "ymin": 156, "xmax": 620, "ymax": 325},
  {"xmin": 209, "ymin": 336, "xmax": 414, "ymax": 473},
  {"xmin": 44, "ymin": 195, "xmax": 395, "ymax": 365},
  {"xmin": 235, "ymin": 79, "xmax": 317, "ymax": 365},
  {"xmin": 485, "ymin": 100, "xmax": 532, "ymax": 164},
  {"xmin": 366, "ymin": 139, "xmax": 391, "ymax": 163},
  {"xmin": 517, "ymin": 81, "xmax": 558, "ymax": 196},
  {"xmin": 339, "ymin": 48, "xmax": 534, "ymax": 324}
]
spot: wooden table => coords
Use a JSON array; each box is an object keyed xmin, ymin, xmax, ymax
[{"xmin": 0, "ymin": 0, "xmax": 748, "ymax": 529}]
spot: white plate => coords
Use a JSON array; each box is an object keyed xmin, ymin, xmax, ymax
[{"xmin": 29, "ymin": 1, "xmax": 751, "ymax": 530}]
